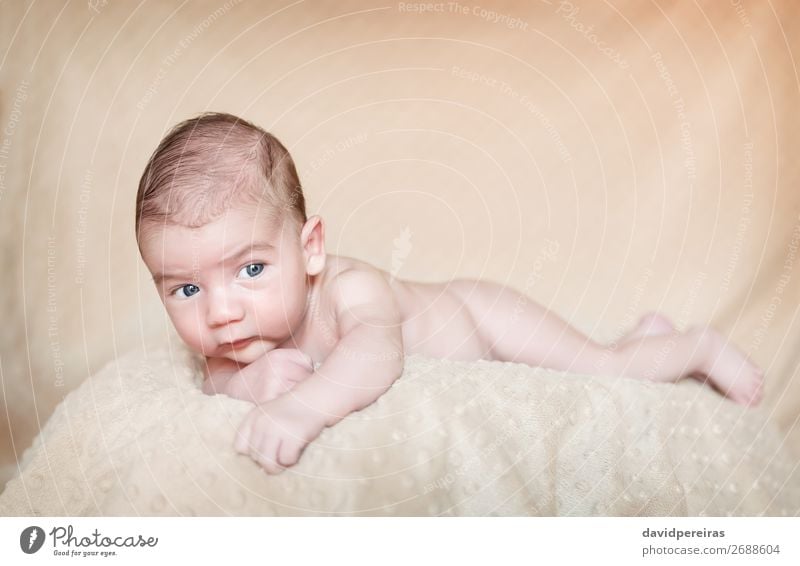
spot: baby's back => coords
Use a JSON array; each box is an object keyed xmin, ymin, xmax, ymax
[{"xmin": 326, "ymin": 255, "xmax": 489, "ymax": 361}]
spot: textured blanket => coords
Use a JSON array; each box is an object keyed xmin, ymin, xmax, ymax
[{"xmin": 1, "ymin": 348, "xmax": 798, "ymax": 516}]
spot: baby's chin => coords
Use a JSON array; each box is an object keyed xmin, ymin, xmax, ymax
[{"xmin": 220, "ymin": 338, "xmax": 276, "ymax": 365}]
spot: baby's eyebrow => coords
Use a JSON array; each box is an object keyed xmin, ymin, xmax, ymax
[
  {"xmin": 152, "ymin": 271, "xmax": 190, "ymax": 286},
  {"xmin": 152, "ymin": 241, "xmax": 275, "ymax": 285},
  {"xmin": 220, "ymin": 240, "xmax": 275, "ymax": 263}
]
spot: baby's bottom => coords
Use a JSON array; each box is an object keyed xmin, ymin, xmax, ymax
[{"xmin": 450, "ymin": 280, "xmax": 763, "ymax": 406}]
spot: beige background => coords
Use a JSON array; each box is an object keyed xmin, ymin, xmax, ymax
[{"xmin": 1, "ymin": 1, "xmax": 798, "ymax": 488}]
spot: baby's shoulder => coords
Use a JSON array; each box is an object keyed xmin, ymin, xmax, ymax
[
  {"xmin": 320, "ymin": 255, "xmax": 396, "ymax": 309},
  {"xmin": 323, "ymin": 255, "xmax": 388, "ymax": 285},
  {"xmin": 324, "ymin": 254, "xmax": 384, "ymax": 275}
]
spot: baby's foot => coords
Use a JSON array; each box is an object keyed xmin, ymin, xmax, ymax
[
  {"xmin": 695, "ymin": 328, "xmax": 764, "ymax": 406},
  {"xmin": 621, "ymin": 312, "xmax": 675, "ymax": 343}
]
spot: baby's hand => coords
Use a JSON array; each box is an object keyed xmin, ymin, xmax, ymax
[
  {"xmin": 234, "ymin": 396, "xmax": 325, "ymax": 474},
  {"xmin": 229, "ymin": 348, "xmax": 315, "ymax": 405}
]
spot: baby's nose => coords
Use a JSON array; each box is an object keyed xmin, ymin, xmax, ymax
[{"xmin": 205, "ymin": 295, "xmax": 245, "ymax": 327}]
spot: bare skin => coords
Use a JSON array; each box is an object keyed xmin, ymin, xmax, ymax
[
  {"xmin": 141, "ymin": 208, "xmax": 763, "ymax": 474},
  {"xmin": 308, "ymin": 256, "xmax": 764, "ymax": 406}
]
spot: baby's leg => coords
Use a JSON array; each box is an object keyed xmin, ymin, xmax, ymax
[
  {"xmin": 610, "ymin": 312, "xmax": 763, "ymax": 404},
  {"xmin": 611, "ymin": 327, "xmax": 763, "ymax": 406},
  {"xmin": 453, "ymin": 281, "xmax": 762, "ymax": 405},
  {"xmin": 450, "ymin": 279, "xmax": 612, "ymax": 373},
  {"xmin": 452, "ymin": 282, "xmax": 681, "ymax": 373}
]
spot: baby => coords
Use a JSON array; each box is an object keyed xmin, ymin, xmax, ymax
[{"xmin": 136, "ymin": 112, "xmax": 764, "ymax": 474}]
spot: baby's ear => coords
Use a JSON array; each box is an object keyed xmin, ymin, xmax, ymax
[{"xmin": 300, "ymin": 215, "xmax": 326, "ymax": 276}]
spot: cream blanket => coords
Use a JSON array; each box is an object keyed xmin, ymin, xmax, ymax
[{"xmin": 1, "ymin": 348, "xmax": 798, "ymax": 516}]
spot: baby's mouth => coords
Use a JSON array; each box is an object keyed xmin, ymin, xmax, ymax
[{"xmin": 219, "ymin": 336, "xmax": 256, "ymax": 352}]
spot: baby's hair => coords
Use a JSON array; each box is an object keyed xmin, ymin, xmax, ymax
[{"xmin": 135, "ymin": 112, "xmax": 306, "ymax": 241}]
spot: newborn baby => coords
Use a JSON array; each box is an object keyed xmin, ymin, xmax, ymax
[{"xmin": 136, "ymin": 112, "xmax": 764, "ymax": 474}]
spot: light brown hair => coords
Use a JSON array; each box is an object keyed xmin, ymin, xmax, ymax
[{"xmin": 136, "ymin": 112, "xmax": 306, "ymax": 242}]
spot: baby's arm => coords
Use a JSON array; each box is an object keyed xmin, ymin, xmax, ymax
[
  {"xmin": 235, "ymin": 269, "xmax": 404, "ymax": 473},
  {"xmin": 202, "ymin": 349, "xmax": 314, "ymax": 404},
  {"xmin": 201, "ymin": 356, "xmax": 241, "ymax": 395}
]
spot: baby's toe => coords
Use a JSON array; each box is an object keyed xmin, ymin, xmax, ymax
[
  {"xmin": 728, "ymin": 390, "xmax": 751, "ymax": 407},
  {"xmin": 744, "ymin": 377, "xmax": 763, "ymax": 407},
  {"xmin": 753, "ymin": 380, "xmax": 764, "ymax": 403},
  {"xmin": 724, "ymin": 374, "xmax": 760, "ymax": 407}
]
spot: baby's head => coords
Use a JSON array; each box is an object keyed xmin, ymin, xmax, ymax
[
  {"xmin": 136, "ymin": 112, "xmax": 325, "ymax": 363},
  {"xmin": 136, "ymin": 112, "xmax": 306, "ymax": 235}
]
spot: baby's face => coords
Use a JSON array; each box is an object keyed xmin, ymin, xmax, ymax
[{"xmin": 139, "ymin": 206, "xmax": 314, "ymax": 364}]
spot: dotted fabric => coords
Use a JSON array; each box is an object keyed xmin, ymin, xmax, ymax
[{"xmin": 1, "ymin": 348, "xmax": 797, "ymax": 516}]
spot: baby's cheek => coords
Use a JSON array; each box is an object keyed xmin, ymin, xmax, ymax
[
  {"xmin": 253, "ymin": 298, "xmax": 289, "ymax": 330},
  {"xmin": 278, "ymin": 291, "xmax": 306, "ymax": 325},
  {"xmin": 170, "ymin": 312, "xmax": 206, "ymax": 351},
  {"xmin": 181, "ymin": 331, "xmax": 205, "ymax": 353},
  {"xmin": 195, "ymin": 334, "xmax": 218, "ymax": 355}
]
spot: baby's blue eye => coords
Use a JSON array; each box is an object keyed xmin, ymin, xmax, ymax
[
  {"xmin": 174, "ymin": 284, "xmax": 200, "ymax": 299},
  {"xmin": 238, "ymin": 263, "xmax": 265, "ymax": 279}
]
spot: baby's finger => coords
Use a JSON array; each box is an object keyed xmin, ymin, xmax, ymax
[
  {"xmin": 234, "ymin": 431, "xmax": 250, "ymax": 454},
  {"xmin": 255, "ymin": 438, "xmax": 283, "ymax": 474},
  {"xmin": 278, "ymin": 438, "xmax": 304, "ymax": 469},
  {"xmin": 234, "ymin": 412, "xmax": 256, "ymax": 453}
]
